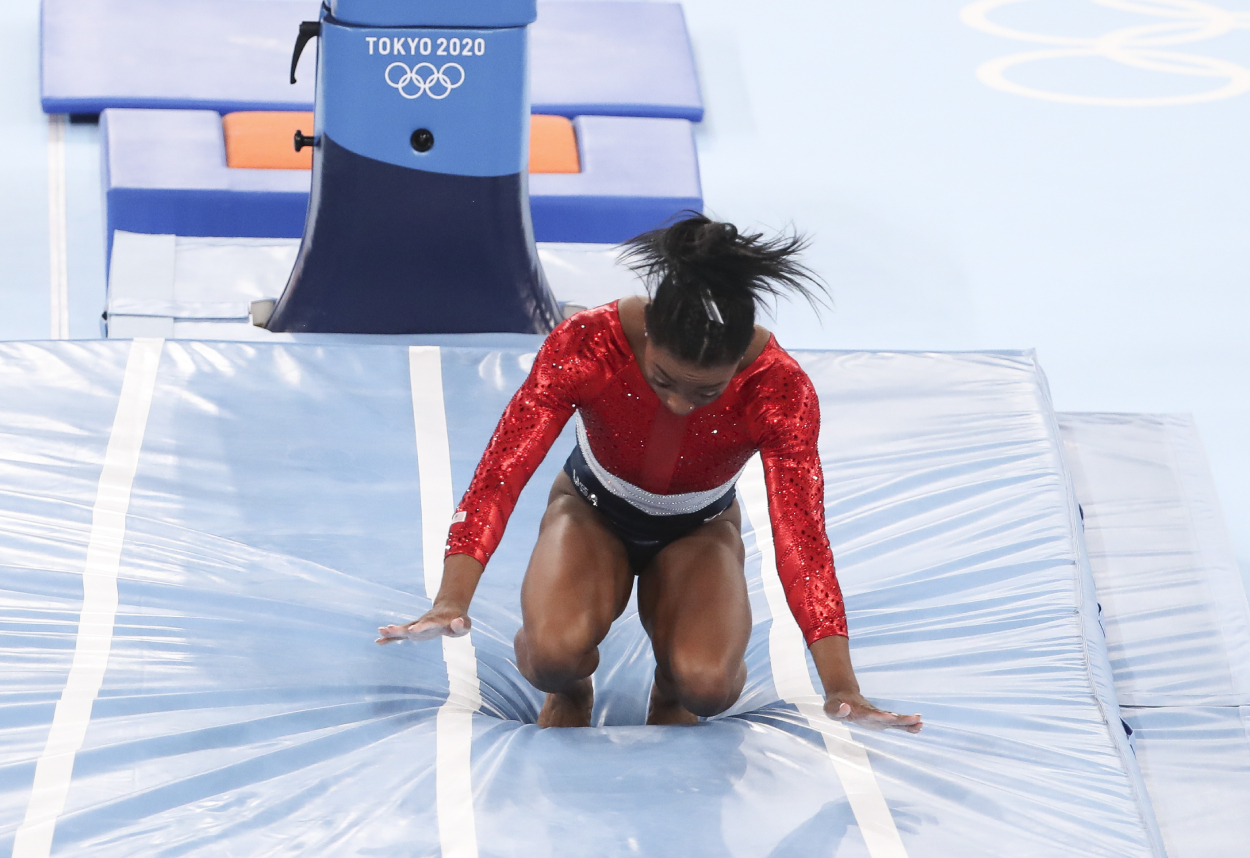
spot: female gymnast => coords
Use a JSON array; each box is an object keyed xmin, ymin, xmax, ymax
[{"xmin": 378, "ymin": 215, "xmax": 922, "ymax": 733}]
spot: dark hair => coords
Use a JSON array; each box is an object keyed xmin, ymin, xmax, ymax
[{"xmin": 619, "ymin": 213, "xmax": 827, "ymax": 366}]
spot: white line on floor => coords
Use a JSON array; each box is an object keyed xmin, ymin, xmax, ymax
[
  {"xmin": 739, "ymin": 455, "xmax": 909, "ymax": 858},
  {"xmin": 13, "ymin": 338, "xmax": 164, "ymax": 858},
  {"xmin": 409, "ymin": 346, "xmax": 481, "ymax": 858},
  {"xmin": 46, "ymin": 114, "xmax": 69, "ymax": 340}
]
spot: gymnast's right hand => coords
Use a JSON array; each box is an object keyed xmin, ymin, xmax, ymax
[
  {"xmin": 376, "ymin": 604, "xmax": 471, "ymax": 644},
  {"xmin": 377, "ymin": 554, "xmax": 483, "ymax": 644}
]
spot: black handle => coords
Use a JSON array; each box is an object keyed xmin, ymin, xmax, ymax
[
  {"xmin": 294, "ymin": 130, "xmax": 315, "ymax": 152},
  {"xmin": 290, "ymin": 21, "xmax": 321, "ymax": 84}
]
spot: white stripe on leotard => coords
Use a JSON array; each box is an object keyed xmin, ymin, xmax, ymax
[{"xmin": 574, "ymin": 412, "xmax": 744, "ymax": 516}]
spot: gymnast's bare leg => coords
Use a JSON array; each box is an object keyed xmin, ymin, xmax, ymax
[
  {"xmin": 513, "ymin": 472, "xmax": 635, "ymax": 727},
  {"xmin": 639, "ymin": 502, "xmax": 750, "ymax": 725}
]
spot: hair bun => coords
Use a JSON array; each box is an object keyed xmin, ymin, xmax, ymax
[
  {"xmin": 701, "ymin": 221, "xmax": 738, "ymax": 252},
  {"xmin": 618, "ymin": 212, "xmax": 827, "ymax": 365}
]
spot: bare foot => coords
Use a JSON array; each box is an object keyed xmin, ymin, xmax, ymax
[
  {"xmin": 537, "ymin": 678, "xmax": 594, "ymax": 728},
  {"xmin": 646, "ymin": 679, "xmax": 700, "ymax": 726}
]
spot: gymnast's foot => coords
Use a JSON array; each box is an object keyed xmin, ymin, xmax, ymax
[
  {"xmin": 537, "ymin": 678, "xmax": 594, "ymax": 728},
  {"xmin": 646, "ymin": 676, "xmax": 700, "ymax": 726}
]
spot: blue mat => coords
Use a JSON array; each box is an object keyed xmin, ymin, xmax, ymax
[
  {"xmin": 0, "ymin": 340, "xmax": 1163, "ymax": 856},
  {"xmin": 41, "ymin": 0, "xmax": 703, "ymax": 121},
  {"xmin": 1060, "ymin": 413, "xmax": 1250, "ymax": 857},
  {"xmin": 101, "ymin": 109, "xmax": 701, "ymax": 250}
]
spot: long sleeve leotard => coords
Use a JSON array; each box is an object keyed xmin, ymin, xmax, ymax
[{"xmin": 445, "ymin": 302, "xmax": 847, "ymax": 643}]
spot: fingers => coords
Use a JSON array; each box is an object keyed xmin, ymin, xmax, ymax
[
  {"xmin": 825, "ymin": 696, "xmax": 924, "ymax": 733},
  {"xmin": 375, "ymin": 621, "xmax": 439, "ymax": 643},
  {"xmin": 375, "ymin": 623, "xmax": 411, "ymax": 645},
  {"xmin": 374, "ymin": 616, "xmax": 470, "ymax": 645},
  {"xmin": 890, "ymin": 712, "xmax": 924, "ymax": 734},
  {"xmin": 375, "ymin": 623, "xmax": 426, "ymax": 644},
  {"xmin": 848, "ymin": 708, "xmax": 924, "ymax": 733},
  {"xmin": 855, "ymin": 710, "xmax": 923, "ymax": 733}
]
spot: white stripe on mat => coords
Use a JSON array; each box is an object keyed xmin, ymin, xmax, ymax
[
  {"xmin": 409, "ymin": 346, "xmax": 481, "ymax": 858},
  {"xmin": 739, "ymin": 455, "xmax": 909, "ymax": 858},
  {"xmin": 47, "ymin": 115, "xmax": 69, "ymax": 340},
  {"xmin": 13, "ymin": 338, "xmax": 164, "ymax": 858}
]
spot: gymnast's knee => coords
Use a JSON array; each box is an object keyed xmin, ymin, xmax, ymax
[
  {"xmin": 669, "ymin": 654, "xmax": 746, "ymax": 718},
  {"xmin": 515, "ymin": 620, "xmax": 601, "ymax": 691}
]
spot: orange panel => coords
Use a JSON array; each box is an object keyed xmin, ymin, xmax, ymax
[
  {"xmin": 222, "ymin": 111, "xmax": 315, "ymax": 170},
  {"xmin": 221, "ymin": 111, "xmax": 580, "ymax": 174},
  {"xmin": 529, "ymin": 114, "xmax": 580, "ymax": 174}
]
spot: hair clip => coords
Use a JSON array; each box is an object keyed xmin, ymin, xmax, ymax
[{"xmin": 701, "ymin": 292, "xmax": 725, "ymax": 325}]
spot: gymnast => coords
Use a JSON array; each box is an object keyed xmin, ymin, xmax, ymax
[{"xmin": 378, "ymin": 215, "xmax": 922, "ymax": 733}]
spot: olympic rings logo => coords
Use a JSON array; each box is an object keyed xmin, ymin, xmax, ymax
[
  {"xmin": 384, "ymin": 62, "xmax": 465, "ymax": 100},
  {"xmin": 961, "ymin": 0, "xmax": 1250, "ymax": 106}
]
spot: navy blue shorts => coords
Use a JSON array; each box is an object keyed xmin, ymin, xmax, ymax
[{"xmin": 562, "ymin": 446, "xmax": 737, "ymax": 572}]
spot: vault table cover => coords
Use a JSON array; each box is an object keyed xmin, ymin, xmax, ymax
[{"xmin": 0, "ymin": 341, "xmax": 1160, "ymax": 856}]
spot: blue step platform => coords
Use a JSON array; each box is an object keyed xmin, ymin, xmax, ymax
[
  {"xmin": 41, "ymin": 0, "xmax": 703, "ymax": 121},
  {"xmin": 101, "ymin": 109, "xmax": 702, "ymax": 252}
]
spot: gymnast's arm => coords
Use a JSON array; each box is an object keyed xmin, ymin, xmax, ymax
[
  {"xmin": 755, "ymin": 372, "xmax": 922, "ymax": 733},
  {"xmin": 377, "ymin": 324, "xmax": 587, "ymax": 645}
]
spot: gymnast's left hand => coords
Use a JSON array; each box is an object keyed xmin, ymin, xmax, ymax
[
  {"xmin": 810, "ymin": 634, "xmax": 923, "ymax": 733},
  {"xmin": 824, "ymin": 690, "xmax": 923, "ymax": 733}
]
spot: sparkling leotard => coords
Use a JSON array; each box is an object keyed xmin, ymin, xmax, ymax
[{"xmin": 446, "ymin": 302, "xmax": 847, "ymax": 643}]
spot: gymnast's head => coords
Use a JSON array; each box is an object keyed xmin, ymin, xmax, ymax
[{"xmin": 620, "ymin": 213, "xmax": 826, "ymax": 415}]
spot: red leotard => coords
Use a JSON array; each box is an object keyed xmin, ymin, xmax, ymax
[{"xmin": 446, "ymin": 302, "xmax": 847, "ymax": 643}]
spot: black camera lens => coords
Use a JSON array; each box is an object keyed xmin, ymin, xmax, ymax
[{"xmin": 410, "ymin": 129, "xmax": 434, "ymax": 152}]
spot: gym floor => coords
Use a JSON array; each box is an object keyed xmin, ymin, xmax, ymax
[{"xmin": 1, "ymin": 0, "xmax": 1246, "ymax": 583}]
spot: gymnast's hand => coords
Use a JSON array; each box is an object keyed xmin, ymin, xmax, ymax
[
  {"xmin": 376, "ymin": 554, "xmax": 484, "ymax": 645},
  {"xmin": 376, "ymin": 604, "xmax": 471, "ymax": 644},
  {"xmin": 810, "ymin": 634, "xmax": 923, "ymax": 733},
  {"xmin": 824, "ymin": 690, "xmax": 923, "ymax": 734}
]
